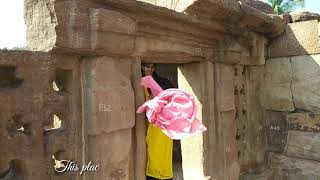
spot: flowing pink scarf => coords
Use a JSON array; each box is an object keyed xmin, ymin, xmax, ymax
[{"xmin": 136, "ymin": 76, "xmax": 207, "ymax": 140}]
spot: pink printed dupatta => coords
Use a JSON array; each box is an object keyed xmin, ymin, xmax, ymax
[{"xmin": 136, "ymin": 76, "xmax": 207, "ymax": 140}]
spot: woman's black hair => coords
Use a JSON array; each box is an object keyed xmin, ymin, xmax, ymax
[{"xmin": 141, "ymin": 63, "xmax": 157, "ymax": 77}]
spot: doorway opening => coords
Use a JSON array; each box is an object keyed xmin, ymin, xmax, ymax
[{"xmin": 141, "ymin": 63, "xmax": 183, "ymax": 180}]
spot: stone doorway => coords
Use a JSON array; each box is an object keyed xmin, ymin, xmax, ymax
[
  {"xmin": 138, "ymin": 61, "xmax": 216, "ymax": 180},
  {"xmin": 150, "ymin": 63, "xmax": 183, "ymax": 180}
]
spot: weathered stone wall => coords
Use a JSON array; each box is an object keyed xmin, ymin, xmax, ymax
[
  {"xmin": 264, "ymin": 18, "xmax": 320, "ymax": 179},
  {"xmin": 0, "ymin": 50, "xmax": 82, "ymax": 180},
  {"xmin": 1, "ymin": 0, "xmax": 288, "ymax": 180},
  {"xmin": 0, "ymin": 50, "xmax": 139, "ymax": 180}
]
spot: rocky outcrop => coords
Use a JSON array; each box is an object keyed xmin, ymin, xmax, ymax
[
  {"xmin": 268, "ymin": 20, "xmax": 320, "ymax": 58},
  {"xmin": 239, "ymin": 0, "xmax": 274, "ymax": 14},
  {"xmin": 290, "ymin": 11, "xmax": 320, "ymax": 22}
]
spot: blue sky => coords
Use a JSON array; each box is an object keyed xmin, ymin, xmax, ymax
[
  {"xmin": 261, "ymin": 0, "xmax": 320, "ymax": 14},
  {"xmin": 0, "ymin": 0, "xmax": 319, "ymax": 48}
]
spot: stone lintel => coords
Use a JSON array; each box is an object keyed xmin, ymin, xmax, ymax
[
  {"xmin": 26, "ymin": 0, "xmax": 280, "ymax": 58},
  {"xmin": 184, "ymin": 0, "xmax": 285, "ymax": 38}
]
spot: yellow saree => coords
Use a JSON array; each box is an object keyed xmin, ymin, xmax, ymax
[{"xmin": 144, "ymin": 86, "xmax": 173, "ymax": 179}]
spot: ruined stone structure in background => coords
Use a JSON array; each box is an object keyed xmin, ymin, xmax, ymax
[
  {"xmin": 0, "ymin": 0, "xmax": 319, "ymax": 180},
  {"xmin": 264, "ymin": 13, "xmax": 320, "ymax": 180}
]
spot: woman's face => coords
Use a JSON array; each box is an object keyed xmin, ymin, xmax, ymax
[{"xmin": 143, "ymin": 63, "xmax": 155, "ymax": 76}]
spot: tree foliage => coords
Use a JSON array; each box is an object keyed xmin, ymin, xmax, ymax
[{"xmin": 267, "ymin": 0, "xmax": 305, "ymax": 14}]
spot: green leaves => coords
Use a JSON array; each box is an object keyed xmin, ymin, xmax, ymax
[{"xmin": 267, "ymin": 0, "xmax": 305, "ymax": 14}]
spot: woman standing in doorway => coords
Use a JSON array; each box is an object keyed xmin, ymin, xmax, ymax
[{"xmin": 141, "ymin": 63, "xmax": 174, "ymax": 180}]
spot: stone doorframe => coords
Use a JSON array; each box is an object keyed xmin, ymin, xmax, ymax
[{"xmin": 135, "ymin": 55, "xmax": 242, "ymax": 180}]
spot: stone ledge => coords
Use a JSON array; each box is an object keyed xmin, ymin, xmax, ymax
[
  {"xmin": 285, "ymin": 130, "xmax": 320, "ymax": 161},
  {"xmin": 269, "ymin": 152, "xmax": 320, "ymax": 179},
  {"xmin": 287, "ymin": 113, "xmax": 320, "ymax": 132}
]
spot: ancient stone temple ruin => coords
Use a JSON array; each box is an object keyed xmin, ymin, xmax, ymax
[{"xmin": 1, "ymin": 0, "xmax": 320, "ymax": 180}]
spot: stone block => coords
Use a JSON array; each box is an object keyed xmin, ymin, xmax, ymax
[
  {"xmin": 185, "ymin": 0, "xmax": 242, "ymax": 23},
  {"xmin": 213, "ymin": 63, "xmax": 240, "ymax": 180},
  {"xmin": 222, "ymin": 111, "xmax": 240, "ymax": 180},
  {"xmin": 287, "ymin": 113, "xmax": 320, "ymax": 132},
  {"xmin": 239, "ymin": 33, "xmax": 266, "ymax": 65},
  {"xmin": 90, "ymin": 8, "xmax": 136, "ymax": 35},
  {"xmin": 92, "ymin": 87, "xmax": 135, "ymax": 135},
  {"xmin": 240, "ymin": 170, "xmax": 273, "ymax": 180},
  {"xmin": 263, "ymin": 58, "xmax": 295, "ymax": 111},
  {"xmin": 239, "ymin": 3, "xmax": 285, "ymax": 37},
  {"xmin": 239, "ymin": 0, "xmax": 274, "ymax": 14},
  {"xmin": 269, "ymin": 153, "xmax": 320, "ymax": 180},
  {"xmin": 241, "ymin": 66, "xmax": 267, "ymax": 173},
  {"xmin": 285, "ymin": 130, "xmax": 320, "ymax": 161},
  {"xmin": 25, "ymin": 0, "xmax": 57, "ymax": 51},
  {"xmin": 94, "ymin": 57, "xmax": 132, "ymax": 88},
  {"xmin": 178, "ymin": 62, "xmax": 206, "ymax": 180},
  {"xmin": 130, "ymin": 59, "xmax": 147, "ymax": 180},
  {"xmin": 90, "ymin": 8, "xmax": 137, "ymax": 55},
  {"xmin": 213, "ymin": 49, "xmax": 242, "ymax": 65},
  {"xmin": 292, "ymin": 55, "xmax": 320, "ymax": 113},
  {"xmin": 265, "ymin": 111, "xmax": 288, "ymax": 153},
  {"xmin": 88, "ymin": 129, "xmax": 132, "ymax": 180},
  {"xmin": 280, "ymin": 13, "xmax": 292, "ymax": 24},
  {"xmin": 137, "ymin": 0, "xmax": 196, "ymax": 13},
  {"xmin": 216, "ymin": 64, "xmax": 235, "ymax": 112},
  {"xmin": 268, "ymin": 20, "xmax": 320, "ymax": 58},
  {"xmin": 134, "ymin": 37, "xmax": 212, "ymax": 63},
  {"xmin": 26, "ymin": 1, "xmax": 137, "ymax": 56},
  {"xmin": 139, "ymin": 0, "xmax": 283, "ymax": 38},
  {"xmin": 290, "ymin": 11, "xmax": 320, "ymax": 23},
  {"xmin": 85, "ymin": 57, "xmax": 135, "ymax": 135}
]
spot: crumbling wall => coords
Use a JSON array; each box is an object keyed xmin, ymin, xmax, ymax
[
  {"xmin": 0, "ymin": 52, "xmax": 139, "ymax": 180},
  {"xmin": 264, "ymin": 17, "xmax": 320, "ymax": 179},
  {"xmin": 0, "ymin": 50, "xmax": 82, "ymax": 180}
]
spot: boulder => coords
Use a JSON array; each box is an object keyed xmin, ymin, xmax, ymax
[
  {"xmin": 239, "ymin": 0, "xmax": 274, "ymax": 14},
  {"xmin": 268, "ymin": 20, "xmax": 320, "ymax": 58},
  {"xmin": 290, "ymin": 11, "xmax": 320, "ymax": 22},
  {"xmin": 280, "ymin": 13, "xmax": 292, "ymax": 24}
]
